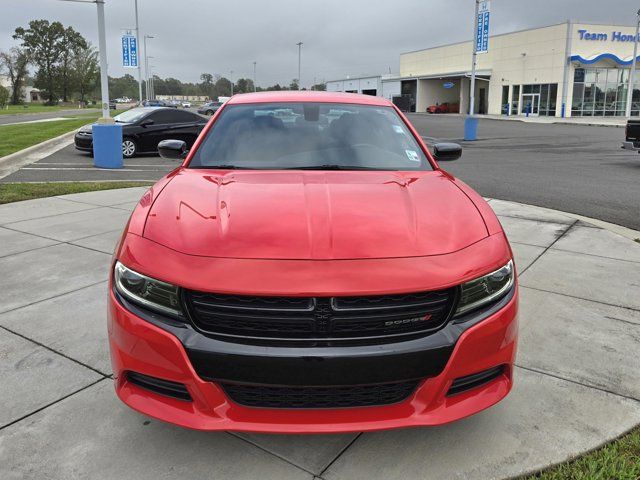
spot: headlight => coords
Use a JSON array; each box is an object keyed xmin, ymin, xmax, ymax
[
  {"xmin": 455, "ymin": 260, "xmax": 514, "ymax": 316},
  {"xmin": 114, "ymin": 261, "xmax": 182, "ymax": 317}
]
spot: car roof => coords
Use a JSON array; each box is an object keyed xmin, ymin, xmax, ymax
[{"xmin": 227, "ymin": 91, "xmax": 393, "ymax": 107}]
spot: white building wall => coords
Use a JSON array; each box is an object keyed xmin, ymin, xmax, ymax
[
  {"xmin": 326, "ymin": 76, "xmax": 383, "ymax": 95},
  {"xmin": 381, "ymin": 80, "xmax": 401, "ymax": 101}
]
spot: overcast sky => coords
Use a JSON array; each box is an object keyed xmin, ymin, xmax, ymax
[{"xmin": 1, "ymin": 0, "xmax": 638, "ymax": 87}]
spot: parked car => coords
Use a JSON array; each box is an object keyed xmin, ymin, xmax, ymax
[
  {"xmin": 181, "ymin": 101, "xmax": 192, "ymax": 108},
  {"xmin": 108, "ymin": 92, "xmax": 518, "ymax": 433},
  {"xmin": 74, "ymin": 107, "xmax": 207, "ymax": 158},
  {"xmin": 142, "ymin": 99, "xmax": 165, "ymax": 107},
  {"xmin": 108, "ymin": 100, "xmax": 117, "ymax": 110},
  {"xmin": 426, "ymin": 102, "xmax": 458, "ymax": 114},
  {"xmin": 197, "ymin": 101, "xmax": 223, "ymax": 115},
  {"xmin": 142, "ymin": 99, "xmax": 177, "ymax": 108},
  {"xmin": 622, "ymin": 118, "xmax": 640, "ymax": 152}
]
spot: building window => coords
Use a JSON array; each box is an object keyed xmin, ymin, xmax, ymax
[
  {"xmin": 518, "ymin": 83, "xmax": 557, "ymax": 116},
  {"xmin": 572, "ymin": 67, "xmax": 635, "ymax": 116},
  {"xmin": 501, "ymin": 86, "xmax": 509, "ymax": 114},
  {"xmin": 511, "ymin": 85, "xmax": 520, "ymax": 115}
]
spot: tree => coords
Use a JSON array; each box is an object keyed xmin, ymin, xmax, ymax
[
  {"xmin": 0, "ymin": 47, "xmax": 30, "ymax": 104},
  {"xmin": 215, "ymin": 77, "xmax": 232, "ymax": 97},
  {"xmin": 14, "ymin": 20, "xmax": 66, "ymax": 104},
  {"xmin": 311, "ymin": 82, "xmax": 326, "ymax": 91},
  {"xmin": 71, "ymin": 44, "xmax": 98, "ymax": 104},
  {"xmin": 108, "ymin": 74, "xmax": 139, "ymax": 100},
  {"xmin": 0, "ymin": 85, "xmax": 9, "ymax": 108},
  {"xmin": 234, "ymin": 78, "xmax": 255, "ymax": 94},
  {"xmin": 289, "ymin": 79, "xmax": 299, "ymax": 90},
  {"xmin": 59, "ymin": 26, "xmax": 87, "ymax": 102}
]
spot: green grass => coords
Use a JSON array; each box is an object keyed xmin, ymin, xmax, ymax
[
  {"xmin": 0, "ymin": 104, "xmax": 92, "ymax": 115},
  {"xmin": 523, "ymin": 426, "xmax": 640, "ymax": 480},
  {"xmin": 0, "ymin": 116, "xmax": 98, "ymax": 157},
  {"xmin": 0, "ymin": 181, "xmax": 152, "ymax": 204}
]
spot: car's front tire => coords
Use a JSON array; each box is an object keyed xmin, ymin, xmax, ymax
[
  {"xmin": 122, "ymin": 138, "xmax": 137, "ymax": 158},
  {"xmin": 206, "ymin": 110, "xmax": 214, "ymax": 116}
]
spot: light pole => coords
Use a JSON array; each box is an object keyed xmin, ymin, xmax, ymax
[
  {"xmin": 469, "ymin": 0, "xmax": 480, "ymax": 116},
  {"xmin": 253, "ymin": 61, "xmax": 257, "ymax": 92},
  {"xmin": 230, "ymin": 70, "xmax": 234, "ymax": 96},
  {"xmin": 146, "ymin": 56, "xmax": 154, "ymax": 99},
  {"xmin": 149, "ymin": 64, "xmax": 156, "ymax": 99},
  {"xmin": 59, "ymin": 0, "xmax": 111, "ymax": 120},
  {"xmin": 134, "ymin": 0, "xmax": 143, "ymax": 104},
  {"xmin": 144, "ymin": 35, "xmax": 154, "ymax": 100},
  {"xmin": 625, "ymin": 9, "xmax": 640, "ymax": 117},
  {"xmin": 296, "ymin": 42, "xmax": 303, "ymax": 90}
]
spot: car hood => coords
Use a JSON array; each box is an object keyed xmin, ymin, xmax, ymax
[{"xmin": 142, "ymin": 169, "xmax": 490, "ymax": 260}]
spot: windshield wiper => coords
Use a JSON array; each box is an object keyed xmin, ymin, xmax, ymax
[
  {"xmin": 193, "ymin": 165, "xmax": 252, "ymax": 169},
  {"xmin": 284, "ymin": 164, "xmax": 381, "ymax": 170}
]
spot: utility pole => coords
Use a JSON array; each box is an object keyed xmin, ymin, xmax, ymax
[
  {"xmin": 469, "ymin": 0, "xmax": 480, "ymax": 116},
  {"xmin": 95, "ymin": 0, "xmax": 110, "ymax": 120},
  {"xmin": 134, "ymin": 0, "xmax": 143, "ymax": 104},
  {"xmin": 253, "ymin": 61, "xmax": 257, "ymax": 92},
  {"xmin": 230, "ymin": 70, "xmax": 234, "ymax": 95},
  {"xmin": 296, "ymin": 42, "xmax": 303, "ymax": 90},
  {"xmin": 144, "ymin": 35, "xmax": 154, "ymax": 100},
  {"xmin": 625, "ymin": 9, "xmax": 640, "ymax": 117}
]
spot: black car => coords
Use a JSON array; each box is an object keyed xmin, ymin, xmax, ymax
[
  {"xmin": 74, "ymin": 107, "xmax": 207, "ymax": 158},
  {"xmin": 197, "ymin": 101, "xmax": 223, "ymax": 116}
]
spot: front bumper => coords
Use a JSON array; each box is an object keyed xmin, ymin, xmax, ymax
[{"xmin": 108, "ymin": 284, "xmax": 518, "ymax": 433}]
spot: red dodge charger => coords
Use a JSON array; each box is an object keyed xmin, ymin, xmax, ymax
[{"xmin": 108, "ymin": 91, "xmax": 518, "ymax": 433}]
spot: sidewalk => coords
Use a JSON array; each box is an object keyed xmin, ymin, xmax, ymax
[
  {"xmin": 0, "ymin": 188, "xmax": 639, "ymax": 479},
  {"xmin": 477, "ymin": 113, "xmax": 626, "ymax": 127},
  {"xmin": 418, "ymin": 112, "xmax": 627, "ymax": 127}
]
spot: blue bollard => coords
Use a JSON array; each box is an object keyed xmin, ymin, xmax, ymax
[
  {"xmin": 92, "ymin": 123, "xmax": 123, "ymax": 169},
  {"xmin": 464, "ymin": 116, "xmax": 479, "ymax": 141}
]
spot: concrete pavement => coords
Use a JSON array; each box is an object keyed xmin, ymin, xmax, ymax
[{"xmin": 0, "ymin": 188, "xmax": 639, "ymax": 479}]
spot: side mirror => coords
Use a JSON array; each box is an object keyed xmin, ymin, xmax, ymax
[
  {"xmin": 158, "ymin": 139, "xmax": 188, "ymax": 160},
  {"xmin": 433, "ymin": 142, "xmax": 462, "ymax": 161},
  {"xmin": 140, "ymin": 119, "xmax": 154, "ymax": 128}
]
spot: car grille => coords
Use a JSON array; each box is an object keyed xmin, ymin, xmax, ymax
[
  {"xmin": 183, "ymin": 288, "xmax": 457, "ymax": 345},
  {"xmin": 220, "ymin": 380, "xmax": 420, "ymax": 409}
]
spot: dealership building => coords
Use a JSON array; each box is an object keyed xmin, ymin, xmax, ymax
[{"xmin": 327, "ymin": 21, "xmax": 640, "ymax": 117}]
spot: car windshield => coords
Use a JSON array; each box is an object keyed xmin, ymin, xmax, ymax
[
  {"xmin": 114, "ymin": 109, "xmax": 147, "ymax": 123},
  {"xmin": 188, "ymin": 102, "xmax": 432, "ymax": 170}
]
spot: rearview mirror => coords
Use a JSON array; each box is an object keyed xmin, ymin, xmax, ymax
[
  {"xmin": 140, "ymin": 119, "xmax": 154, "ymax": 127},
  {"xmin": 433, "ymin": 142, "xmax": 462, "ymax": 161},
  {"xmin": 158, "ymin": 139, "xmax": 188, "ymax": 160}
]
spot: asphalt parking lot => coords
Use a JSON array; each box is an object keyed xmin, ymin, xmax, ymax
[
  {"xmin": 407, "ymin": 114, "xmax": 640, "ymax": 230},
  {"xmin": 3, "ymin": 144, "xmax": 178, "ymax": 182},
  {"xmin": 2, "ymin": 113, "xmax": 639, "ymax": 229}
]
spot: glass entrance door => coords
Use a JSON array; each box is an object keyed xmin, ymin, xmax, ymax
[{"xmin": 521, "ymin": 93, "xmax": 540, "ymax": 116}]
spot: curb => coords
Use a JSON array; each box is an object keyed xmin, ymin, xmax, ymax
[
  {"xmin": 0, "ymin": 129, "xmax": 78, "ymax": 180},
  {"xmin": 490, "ymin": 197, "xmax": 640, "ymax": 241}
]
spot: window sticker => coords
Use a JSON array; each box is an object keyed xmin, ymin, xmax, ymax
[{"xmin": 405, "ymin": 150, "xmax": 420, "ymax": 162}]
